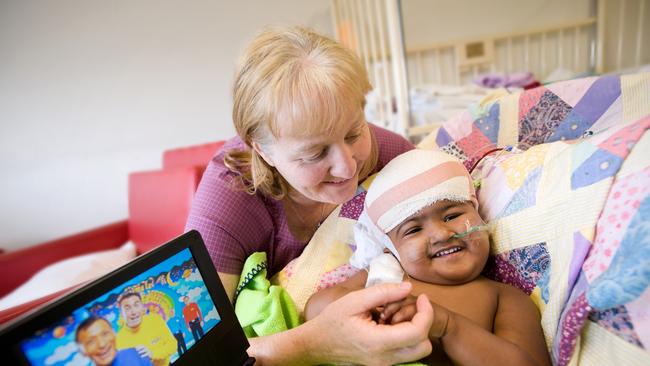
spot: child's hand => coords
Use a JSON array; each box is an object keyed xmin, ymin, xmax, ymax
[
  {"xmin": 379, "ymin": 294, "xmax": 418, "ymax": 324},
  {"xmin": 380, "ymin": 296, "xmax": 453, "ymax": 340}
]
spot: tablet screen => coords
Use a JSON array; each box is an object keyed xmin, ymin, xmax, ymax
[{"xmin": 19, "ymin": 248, "xmax": 221, "ymax": 366}]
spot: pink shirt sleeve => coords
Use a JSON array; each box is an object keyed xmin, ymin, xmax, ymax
[{"xmin": 185, "ymin": 138, "xmax": 275, "ymax": 274}]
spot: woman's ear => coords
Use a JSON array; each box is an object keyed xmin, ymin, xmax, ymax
[{"xmin": 251, "ymin": 141, "xmax": 275, "ymax": 167}]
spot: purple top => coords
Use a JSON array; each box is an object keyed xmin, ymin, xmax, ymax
[{"xmin": 185, "ymin": 124, "xmax": 413, "ymax": 277}]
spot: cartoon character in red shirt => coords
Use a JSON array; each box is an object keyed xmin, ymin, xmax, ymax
[{"xmin": 181, "ymin": 296, "xmax": 204, "ymax": 344}]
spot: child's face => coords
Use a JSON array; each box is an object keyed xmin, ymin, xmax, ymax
[{"xmin": 387, "ymin": 200, "xmax": 489, "ymax": 285}]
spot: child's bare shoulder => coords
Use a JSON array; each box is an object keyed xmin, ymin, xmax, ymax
[
  {"xmin": 485, "ymin": 278, "xmax": 541, "ymax": 315},
  {"xmin": 469, "ymin": 276, "xmax": 504, "ymax": 295},
  {"xmin": 493, "ymin": 280, "xmax": 532, "ymax": 299}
]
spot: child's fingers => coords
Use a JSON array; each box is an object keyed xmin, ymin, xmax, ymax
[
  {"xmin": 380, "ymin": 301, "xmax": 403, "ymax": 321},
  {"xmin": 391, "ymin": 304, "xmax": 417, "ymax": 324}
]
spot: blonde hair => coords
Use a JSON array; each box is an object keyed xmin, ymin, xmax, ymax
[{"xmin": 225, "ymin": 26, "xmax": 377, "ymax": 199}]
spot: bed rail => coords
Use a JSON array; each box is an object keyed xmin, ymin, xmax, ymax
[{"xmin": 332, "ymin": 0, "xmax": 648, "ymax": 141}]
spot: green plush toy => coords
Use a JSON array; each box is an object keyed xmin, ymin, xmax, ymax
[{"xmin": 234, "ymin": 252, "xmax": 301, "ymax": 337}]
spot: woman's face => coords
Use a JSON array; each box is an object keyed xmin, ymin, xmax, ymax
[
  {"xmin": 260, "ymin": 112, "xmax": 372, "ymax": 205},
  {"xmin": 387, "ymin": 200, "xmax": 489, "ymax": 285}
]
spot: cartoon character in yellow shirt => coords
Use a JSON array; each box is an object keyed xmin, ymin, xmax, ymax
[{"xmin": 115, "ymin": 293, "xmax": 177, "ymax": 366}]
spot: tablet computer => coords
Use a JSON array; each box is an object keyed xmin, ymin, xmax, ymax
[{"xmin": 0, "ymin": 230, "xmax": 252, "ymax": 366}]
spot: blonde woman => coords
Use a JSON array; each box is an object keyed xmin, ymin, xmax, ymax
[{"xmin": 185, "ymin": 26, "xmax": 435, "ymax": 365}]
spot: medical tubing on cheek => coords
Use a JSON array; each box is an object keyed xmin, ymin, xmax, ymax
[{"xmin": 452, "ymin": 219, "xmax": 488, "ymax": 239}]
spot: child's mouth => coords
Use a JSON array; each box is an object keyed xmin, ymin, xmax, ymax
[{"xmin": 432, "ymin": 246, "xmax": 463, "ymax": 258}]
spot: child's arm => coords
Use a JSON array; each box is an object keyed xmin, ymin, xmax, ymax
[
  {"xmin": 304, "ymin": 270, "xmax": 368, "ymax": 321},
  {"xmin": 439, "ymin": 284, "xmax": 551, "ymax": 366}
]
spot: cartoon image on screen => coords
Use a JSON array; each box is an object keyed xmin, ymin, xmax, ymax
[{"xmin": 20, "ymin": 248, "xmax": 221, "ymax": 366}]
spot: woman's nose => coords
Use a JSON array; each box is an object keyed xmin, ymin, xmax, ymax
[{"xmin": 329, "ymin": 143, "xmax": 356, "ymax": 179}]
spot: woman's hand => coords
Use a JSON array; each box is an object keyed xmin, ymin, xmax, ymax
[
  {"xmin": 305, "ymin": 282, "xmax": 434, "ymax": 366},
  {"xmin": 379, "ymin": 295, "xmax": 451, "ymax": 340}
]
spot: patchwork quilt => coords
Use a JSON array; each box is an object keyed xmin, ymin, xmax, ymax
[{"xmin": 271, "ymin": 73, "xmax": 650, "ymax": 365}]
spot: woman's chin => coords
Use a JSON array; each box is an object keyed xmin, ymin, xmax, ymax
[{"xmin": 321, "ymin": 178, "xmax": 358, "ymax": 202}]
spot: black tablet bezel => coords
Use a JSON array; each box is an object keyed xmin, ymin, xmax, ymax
[{"xmin": 0, "ymin": 230, "xmax": 250, "ymax": 366}]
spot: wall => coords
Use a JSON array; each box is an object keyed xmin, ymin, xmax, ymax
[
  {"xmin": 0, "ymin": 0, "xmax": 332, "ymax": 250},
  {"xmin": 400, "ymin": 0, "xmax": 592, "ymax": 48},
  {"xmin": 600, "ymin": 0, "xmax": 650, "ymax": 72},
  {"xmin": 400, "ymin": 0, "xmax": 649, "ymax": 74}
]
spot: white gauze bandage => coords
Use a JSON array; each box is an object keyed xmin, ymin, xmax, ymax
[
  {"xmin": 365, "ymin": 149, "xmax": 477, "ymax": 234},
  {"xmin": 351, "ymin": 149, "xmax": 478, "ymax": 287},
  {"xmin": 350, "ymin": 209, "xmax": 401, "ymax": 269}
]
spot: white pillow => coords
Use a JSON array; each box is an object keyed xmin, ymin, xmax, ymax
[{"xmin": 0, "ymin": 242, "xmax": 137, "ymax": 310}]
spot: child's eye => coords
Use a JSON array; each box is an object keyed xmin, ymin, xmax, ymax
[
  {"xmin": 443, "ymin": 213, "xmax": 462, "ymax": 222},
  {"xmin": 404, "ymin": 226, "xmax": 422, "ymax": 236}
]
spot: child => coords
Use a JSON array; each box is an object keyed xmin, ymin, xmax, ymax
[{"xmin": 305, "ymin": 149, "xmax": 550, "ymax": 366}]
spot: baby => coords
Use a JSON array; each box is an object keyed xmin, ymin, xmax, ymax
[{"xmin": 305, "ymin": 149, "xmax": 550, "ymax": 366}]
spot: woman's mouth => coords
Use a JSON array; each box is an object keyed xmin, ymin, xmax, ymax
[{"xmin": 324, "ymin": 178, "xmax": 351, "ymax": 186}]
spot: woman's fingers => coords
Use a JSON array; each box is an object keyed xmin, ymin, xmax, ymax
[
  {"xmin": 383, "ymin": 295, "xmax": 435, "ymax": 363},
  {"xmin": 338, "ymin": 282, "xmax": 412, "ymax": 315},
  {"xmin": 390, "ymin": 338, "xmax": 433, "ymax": 365},
  {"xmin": 317, "ymin": 287, "xmax": 433, "ymax": 365},
  {"xmin": 383, "ymin": 295, "xmax": 417, "ymax": 323},
  {"xmin": 373, "ymin": 294, "xmax": 433, "ymax": 347}
]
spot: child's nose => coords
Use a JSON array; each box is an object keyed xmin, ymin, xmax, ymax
[{"xmin": 427, "ymin": 222, "xmax": 455, "ymax": 245}]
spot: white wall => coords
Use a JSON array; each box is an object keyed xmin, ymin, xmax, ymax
[
  {"xmin": 401, "ymin": 0, "xmax": 649, "ymax": 73},
  {"xmin": 400, "ymin": 0, "xmax": 592, "ymax": 48},
  {"xmin": 600, "ymin": 0, "xmax": 650, "ymax": 72},
  {"xmin": 0, "ymin": 0, "xmax": 332, "ymax": 250}
]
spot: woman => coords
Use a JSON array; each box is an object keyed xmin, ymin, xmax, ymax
[{"xmin": 186, "ymin": 26, "xmax": 433, "ymax": 365}]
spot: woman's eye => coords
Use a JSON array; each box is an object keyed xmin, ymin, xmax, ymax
[
  {"xmin": 443, "ymin": 213, "xmax": 462, "ymax": 222},
  {"xmin": 303, "ymin": 149, "xmax": 327, "ymax": 163},
  {"xmin": 345, "ymin": 133, "xmax": 361, "ymax": 143}
]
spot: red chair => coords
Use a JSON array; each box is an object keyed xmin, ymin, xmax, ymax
[{"xmin": 0, "ymin": 140, "xmax": 224, "ymax": 323}]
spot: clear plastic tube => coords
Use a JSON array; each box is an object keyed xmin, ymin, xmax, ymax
[{"xmin": 452, "ymin": 222, "xmax": 489, "ymax": 238}]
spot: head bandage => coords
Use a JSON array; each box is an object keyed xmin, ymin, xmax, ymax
[{"xmin": 350, "ymin": 149, "xmax": 477, "ymax": 270}]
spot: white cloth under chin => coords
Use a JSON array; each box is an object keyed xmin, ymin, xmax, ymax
[
  {"xmin": 349, "ymin": 210, "xmax": 400, "ymax": 270},
  {"xmin": 365, "ymin": 253, "xmax": 404, "ymax": 288},
  {"xmin": 349, "ymin": 210, "xmax": 404, "ymax": 287}
]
